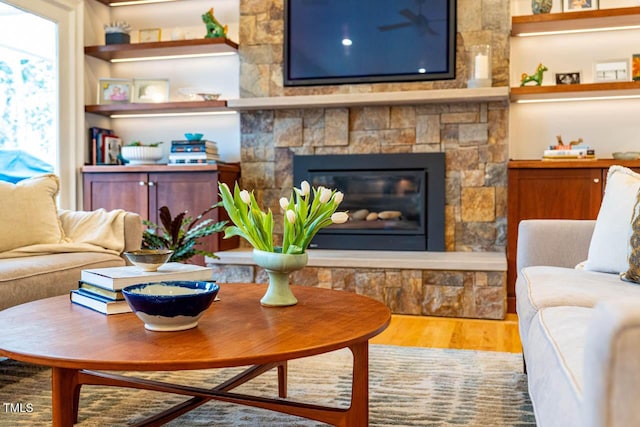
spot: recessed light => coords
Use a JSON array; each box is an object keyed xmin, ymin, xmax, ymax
[
  {"xmin": 342, "ymin": 38, "xmax": 352, "ymax": 46},
  {"xmin": 418, "ymin": 68, "xmax": 426, "ymax": 73}
]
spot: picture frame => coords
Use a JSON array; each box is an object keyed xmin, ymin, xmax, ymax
[
  {"xmin": 555, "ymin": 72, "xmax": 581, "ymax": 85},
  {"xmin": 133, "ymin": 78, "xmax": 170, "ymax": 103},
  {"xmin": 563, "ymin": 0, "xmax": 598, "ymax": 12},
  {"xmin": 594, "ymin": 59, "xmax": 629, "ymax": 82},
  {"xmin": 97, "ymin": 78, "xmax": 132, "ymax": 105},
  {"xmin": 139, "ymin": 28, "xmax": 161, "ymax": 43},
  {"xmin": 633, "ymin": 54, "xmax": 640, "ymax": 81}
]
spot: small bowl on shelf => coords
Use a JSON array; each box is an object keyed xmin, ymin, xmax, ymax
[
  {"xmin": 184, "ymin": 133, "xmax": 203, "ymax": 141},
  {"xmin": 122, "ymin": 281, "xmax": 220, "ymax": 332},
  {"xmin": 178, "ymin": 87, "xmax": 221, "ymax": 102},
  {"xmin": 612, "ymin": 152, "xmax": 640, "ymax": 160},
  {"xmin": 124, "ymin": 249, "xmax": 173, "ymax": 272}
]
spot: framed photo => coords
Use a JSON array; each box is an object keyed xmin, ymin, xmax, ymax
[
  {"xmin": 563, "ymin": 0, "xmax": 598, "ymax": 12},
  {"xmin": 555, "ymin": 72, "xmax": 581, "ymax": 85},
  {"xmin": 139, "ymin": 28, "xmax": 161, "ymax": 43},
  {"xmin": 133, "ymin": 78, "xmax": 170, "ymax": 103},
  {"xmin": 633, "ymin": 54, "xmax": 640, "ymax": 81},
  {"xmin": 97, "ymin": 78, "xmax": 132, "ymax": 104},
  {"xmin": 594, "ymin": 59, "xmax": 629, "ymax": 82}
]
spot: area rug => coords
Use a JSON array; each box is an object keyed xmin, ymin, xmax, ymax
[{"xmin": 0, "ymin": 345, "xmax": 535, "ymax": 426}]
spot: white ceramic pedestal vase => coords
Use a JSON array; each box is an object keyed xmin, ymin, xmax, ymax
[{"xmin": 252, "ymin": 248, "xmax": 308, "ymax": 307}]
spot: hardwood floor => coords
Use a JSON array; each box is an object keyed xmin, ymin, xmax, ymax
[{"xmin": 370, "ymin": 313, "xmax": 522, "ymax": 353}]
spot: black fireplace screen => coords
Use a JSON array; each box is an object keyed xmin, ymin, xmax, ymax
[{"xmin": 293, "ymin": 153, "xmax": 445, "ymax": 251}]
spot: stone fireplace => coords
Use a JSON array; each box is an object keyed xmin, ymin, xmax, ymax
[
  {"xmin": 293, "ymin": 153, "xmax": 446, "ymax": 251},
  {"xmin": 208, "ymin": 0, "xmax": 511, "ymax": 319}
]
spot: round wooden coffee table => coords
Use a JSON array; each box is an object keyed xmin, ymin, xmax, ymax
[{"xmin": 0, "ymin": 283, "xmax": 391, "ymax": 426}]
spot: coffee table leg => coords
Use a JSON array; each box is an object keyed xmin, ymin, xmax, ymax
[
  {"xmin": 277, "ymin": 361, "xmax": 287, "ymax": 398},
  {"xmin": 345, "ymin": 341, "xmax": 369, "ymax": 427},
  {"xmin": 51, "ymin": 367, "xmax": 81, "ymax": 427}
]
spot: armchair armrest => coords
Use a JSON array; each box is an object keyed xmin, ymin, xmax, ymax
[
  {"xmin": 516, "ymin": 219, "xmax": 595, "ymax": 272},
  {"xmin": 122, "ymin": 212, "xmax": 143, "ymax": 252},
  {"xmin": 583, "ymin": 299, "xmax": 640, "ymax": 427}
]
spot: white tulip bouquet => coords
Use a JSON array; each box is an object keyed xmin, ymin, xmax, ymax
[{"xmin": 218, "ymin": 181, "xmax": 348, "ymax": 254}]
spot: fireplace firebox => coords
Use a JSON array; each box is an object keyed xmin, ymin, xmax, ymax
[{"xmin": 293, "ymin": 153, "xmax": 445, "ymax": 251}]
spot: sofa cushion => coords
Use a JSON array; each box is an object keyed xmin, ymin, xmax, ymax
[
  {"xmin": 525, "ymin": 306, "xmax": 591, "ymax": 427},
  {"xmin": 0, "ymin": 252, "xmax": 124, "ymax": 311},
  {"xmin": 0, "ymin": 174, "xmax": 65, "ymax": 252},
  {"xmin": 584, "ymin": 166, "xmax": 640, "ymax": 274},
  {"xmin": 516, "ymin": 266, "xmax": 640, "ymax": 344}
]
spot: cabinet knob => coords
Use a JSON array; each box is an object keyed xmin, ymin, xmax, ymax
[
  {"xmin": 139, "ymin": 181, "xmax": 146, "ymax": 186},
  {"xmin": 594, "ymin": 178, "xmax": 600, "ymax": 183},
  {"xmin": 148, "ymin": 181, "xmax": 155, "ymax": 187}
]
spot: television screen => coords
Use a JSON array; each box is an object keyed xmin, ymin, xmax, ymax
[{"xmin": 284, "ymin": 0, "xmax": 456, "ymax": 86}]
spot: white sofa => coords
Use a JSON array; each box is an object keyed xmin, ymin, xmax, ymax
[{"xmin": 516, "ymin": 165, "xmax": 640, "ymax": 427}]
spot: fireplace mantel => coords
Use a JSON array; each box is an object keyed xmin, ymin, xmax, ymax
[
  {"xmin": 227, "ymin": 87, "xmax": 509, "ymax": 110},
  {"xmin": 209, "ymin": 249, "xmax": 506, "ymax": 272}
]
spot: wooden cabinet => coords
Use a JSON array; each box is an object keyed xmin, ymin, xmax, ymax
[
  {"xmin": 507, "ymin": 159, "xmax": 640, "ymax": 312},
  {"xmin": 82, "ymin": 164, "xmax": 241, "ymax": 265}
]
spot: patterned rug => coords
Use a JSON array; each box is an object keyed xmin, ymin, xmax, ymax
[{"xmin": 0, "ymin": 345, "xmax": 535, "ymax": 426}]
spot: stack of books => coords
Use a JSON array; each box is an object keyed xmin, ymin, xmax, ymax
[
  {"xmin": 89, "ymin": 126, "xmax": 123, "ymax": 165},
  {"xmin": 543, "ymin": 144, "xmax": 595, "ymax": 161},
  {"xmin": 168, "ymin": 139, "xmax": 220, "ymax": 165},
  {"xmin": 70, "ymin": 262, "xmax": 214, "ymax": 315}
]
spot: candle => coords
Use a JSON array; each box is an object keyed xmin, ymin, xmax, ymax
[{"xmin": 474, "ymin": 53, "xmax": 489, "ymax": 80}]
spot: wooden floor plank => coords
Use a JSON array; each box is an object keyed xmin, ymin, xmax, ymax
[{"xmin": 370, "ymin": 314, "xmax": 522, "ymax": 353}]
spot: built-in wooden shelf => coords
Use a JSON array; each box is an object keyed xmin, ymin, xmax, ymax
[
  {"xmin": 93, "ymin": 0, "xmax": 180, "ymax": 6},
  {"xmin": 512, "ymin": 6, "xmax": 640, "ymax": 35},
  {"xmin": 227, "ymin": 87, "xmax": 509, "ymax": 110},
  {"xmin": 81, "ymin": 163, "xmax": 240, "ymax": 173},
  {"xmin": 84, "ymin": 38, "xmax": 238, "ymax": 62},
  {"xmin": 510, "ymin": 81, "xmax": 640, "ymax": 102},
  {"xmin": 85, "ymin": 100, "xmax": 228, "ymax": 117},
  {"xmin": 509, "ymin": 159, "xmax": 640, "ymax": 169}
]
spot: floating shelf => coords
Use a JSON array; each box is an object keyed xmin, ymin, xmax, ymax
[
  {"xmin": 85, "ymin": 100, "xmax": 228, "ymax": 117},
  {"xmin": 512, "ymin": 6, "xmax": 640, "ymax": 36},
  {"xmin": 226, "ymin": 87, "xmax": 510, "ymax": 110},
  {"xmin": 93, "ymin": 0, "xmax": 180, "ymax": 5},
  {"xmin": 510, "ymin": 81, "xmax": 640, "ymax": 102},
  {"xmin": 84, "ymin": 38, "xmax": 238, "ymax": 62}
]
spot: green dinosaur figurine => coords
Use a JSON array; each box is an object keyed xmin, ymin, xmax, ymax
[
  {"xmin": 202, "ymin": 8, "xmax": 228, "ymax": 39},
  {"xmin": 520, "ymin": 63, "xmax": 548, "ymax": 86}
]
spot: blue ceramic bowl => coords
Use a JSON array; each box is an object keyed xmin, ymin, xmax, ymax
[
  {"xmin": 184, "ymin": 133, "xmax": 203, "ymax": 141},
  {"xmin": 122, "ymin": 281, "xmax": 219, "ymax": 331}
]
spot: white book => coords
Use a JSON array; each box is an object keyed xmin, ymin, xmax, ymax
[
  {"xmin": 70, "ymin": 290, "xmax": 132, "ymax": 315},
  {"xmin": 80, "ymin": 262, "xmax": 213, "ymax": 290}
]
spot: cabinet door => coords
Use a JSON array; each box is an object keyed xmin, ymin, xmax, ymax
[
  {"xmin": 148, "ymin": 172, "xmax": 221, "ymax": 264},
  {"xmin": 83, "ymin": 172, "xmax": 149, "ymax": 218},
  {"xmin": 506, "ymin": 167, "xmax": 603, "ymax": 312}
]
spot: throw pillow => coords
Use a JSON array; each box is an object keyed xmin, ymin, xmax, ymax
[
  {"xmin": 0, "ymin": 174, "xmax": 65, "ymax": 252},
  {"xmin": 584, "ymin": 166, "xmax": 640, "ymax": 274},
  {"xmin": 621, "ymin": 190, "xmax": 640, "ymax": 283}
]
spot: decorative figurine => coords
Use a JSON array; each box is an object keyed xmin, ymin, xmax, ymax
[
  {"xmin": 531, "ymin": 0, "xmax": 553, "ymax": 14},
  {"xmin": 202, "ymin": 8, "xmax": 228, "ymax": 39},
  {"xmin": 520, "ymin": 63, "xmax": 548, "ymax": 86}
]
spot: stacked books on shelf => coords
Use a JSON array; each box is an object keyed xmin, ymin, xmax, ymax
[
  {"xmin": 168, "ymin": 139, "xmax": 220, "ymax": 165},
  {"xmin": 543, "ymin": 144, "xmax": 595, "ymax": 161},
  {"xmin": 70, "ymin": 262, "xmax": 214, "ymax": 315},
  {"xmin": 89, "ymin": 126, "xmax": 123, "ymax": 165}
]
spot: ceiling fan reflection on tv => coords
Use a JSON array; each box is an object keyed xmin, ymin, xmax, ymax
[{"xmin": 378, "ymin": 0, "xmax": 438, "ymax": 36}]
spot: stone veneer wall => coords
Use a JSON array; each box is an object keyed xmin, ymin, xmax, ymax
[{"xmin": 208, "ymin": 0, "xmax": 511, "ymax": 319}]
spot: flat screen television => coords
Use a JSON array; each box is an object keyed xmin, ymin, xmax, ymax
[{"xmin": 284, "ymin": 0, "xmax": 456, "ymax": 86}]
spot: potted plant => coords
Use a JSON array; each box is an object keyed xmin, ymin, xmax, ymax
[
  {"xmin": 141, "ymin": 204, "xmax": 227, "ymax": 263},
  {"xmin": 218, "ymin": 181, "xmax": 347, "ymax": 306}
]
